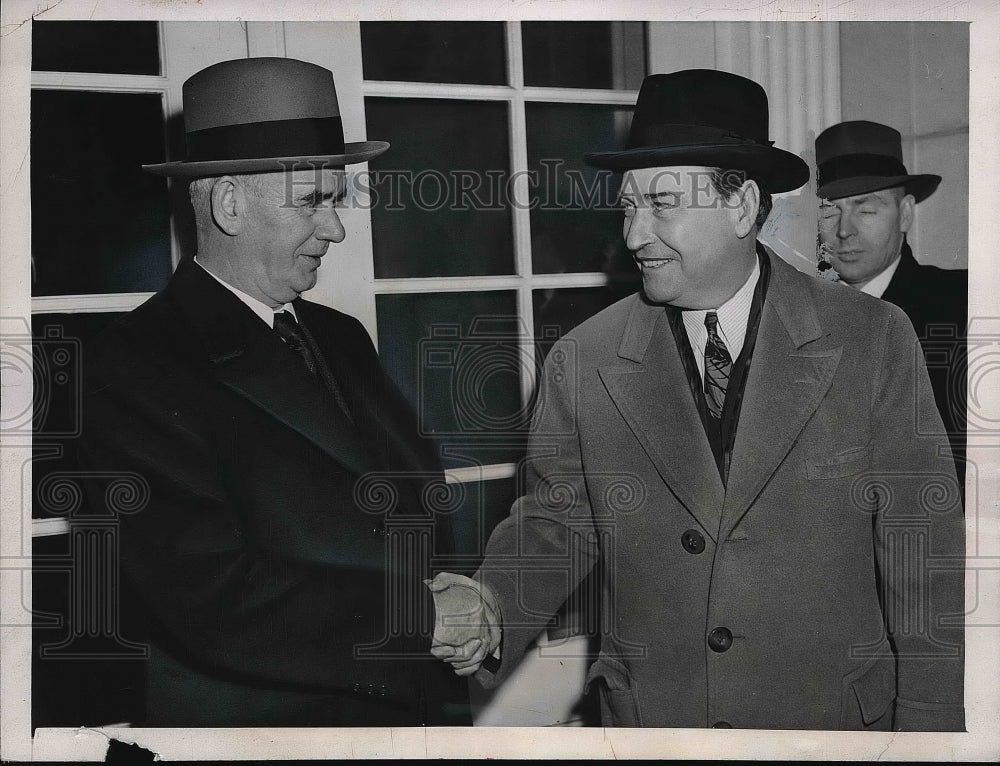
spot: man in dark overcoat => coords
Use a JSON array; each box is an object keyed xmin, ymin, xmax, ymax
[
  {"xmin": 816, "ymin": 120, "xmax": 968, "ymax": 484},
  {"xmin": 428, "ymin": 70, "xmax": 965, "ymax": 732},
  {"xmin": 78, "ymin": 57, "xmax": 468, "ymax": 727}
]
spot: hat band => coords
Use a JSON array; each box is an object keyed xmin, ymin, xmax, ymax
[
  {"xmin": 817, "ymin": 153, "xmax": 908, "ymax": 187},
  {"xmin": 630, "ymin": 122, "xmax": 768, "ymax": 149},
  {"xmin": 186, "ymin": 116, "xmax": 346, "ymax": 162}
]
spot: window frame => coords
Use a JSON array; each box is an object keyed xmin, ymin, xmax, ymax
[
  {"xmin": 29, "ymin": 20, "xmax": 646, "ymax": 537},
  {"xmin": 360, "ymin": 20, "xmax": 644, "ymax": 487}
]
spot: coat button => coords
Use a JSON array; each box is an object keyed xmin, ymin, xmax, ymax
[
  {"xmin": 681, "ymin": 529, "xmax": 706, "ymax": 554},
  {"xmin": 708, "ymin": 627, "xmax": 733, "ymax": 653},
  {"xmin": 712, "ymin": 720, "xmax": 733, "ymax": 728}
]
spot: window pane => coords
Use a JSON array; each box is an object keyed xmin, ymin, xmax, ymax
[
  {"xmin": 376, "ymin": 291, "xmax": 526, "ymax": 468},
  {"xmin": 446, "ymin": 477, "xmax": 517, "ymax": 573},
  {"xmin": 366, "ymin": 98, "xmax": 513, "ymax": 278},
  {"xmin": 31, "ymin": 91, "xmax": 172, "ymax": 296},
  {"xmin": 32, "ymin": 21, "xmax": 160, "ymax": 75},
  {"xmin": 522, "ymin": 21, "xmax": 646, "ymax": 90},
  {"xmin": 533, "ymin": 285, "xmax": 640, "ymax": 365},
  {"xmin": 526, "ymin": 102, "xmax": 635, "ymax": 275},
  {"xmin": 361, "ymin": 22, "xmax": 506, "ymax": 85}
]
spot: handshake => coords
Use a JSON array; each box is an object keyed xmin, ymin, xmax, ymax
[{"xmin": 424, "ymin": 572, "xmax": 503, "ymax": 676}]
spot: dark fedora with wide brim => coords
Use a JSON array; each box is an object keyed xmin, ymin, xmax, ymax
[
  {"xmin": 815, "ymin": 120, "xmax": 940, "ymax": 203},
  {"xmin": 583, "ymin": 69, "xmax": 809, "ymax": 194},
  {"xmin": 143, "ymin": 57, "xmax": 388, "ymax": 177}
]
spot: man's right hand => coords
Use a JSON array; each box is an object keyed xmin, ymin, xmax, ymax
[{"xmin": 424, "ymin": 572, "xmax": 502, "ymax": 677}]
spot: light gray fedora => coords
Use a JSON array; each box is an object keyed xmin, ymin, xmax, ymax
[{"xmin": 143, "ymin": 57, "xmax": 388, "ymax": 177}]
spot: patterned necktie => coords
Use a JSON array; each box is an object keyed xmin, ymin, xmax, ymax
[
  {"xmin": 273, "ymin": 311, "xmax": 354, "ymax": 422},
  {"xmin": 703, "ymin": 311, "xmax": 733, "ymax": 419}
]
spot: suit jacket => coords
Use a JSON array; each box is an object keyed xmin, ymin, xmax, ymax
[
  {"xmin": 79, "ymin": 258, "xmax": 468, "ymax": 726},
  {"xmin": 476, "ymin": 247, "xmax": 965, "ymax": 731},
  {"xmin": 881, "ymin": 243, "xmax": 968, "ymax": 480}
]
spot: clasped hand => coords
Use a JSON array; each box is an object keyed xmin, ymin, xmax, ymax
[{"xmin": 425, "ymin": 572, "xmax": 501, "ymax": 676}]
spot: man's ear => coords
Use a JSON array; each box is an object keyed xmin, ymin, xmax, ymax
[
  {"xmin": 898, "ymin": 192, "xmax": 916, "ymax": 235},
  {"xmin": 210, "ymin": 176, "xmax": 241, "ymax": 236},
  {"xmin": 733, "ymin": 179, "xmax": 760, "ymax": 239}
]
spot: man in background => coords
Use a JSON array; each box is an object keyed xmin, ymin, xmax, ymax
[
  {"xmin": 816, "ymin": 120, "xmax": 968, "ymax": 484},
  {"xmin": 79, "ymin": 57, "xmax": 467, "ymax": 726}
]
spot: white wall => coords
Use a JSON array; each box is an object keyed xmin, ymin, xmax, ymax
[{"xmin": 840, "ymin": 22, "xmax": 969, "ymax": 269}]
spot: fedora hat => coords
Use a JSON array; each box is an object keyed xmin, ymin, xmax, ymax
[
  {"xmin": 815, "ymin": 120, "xmax": 940, "ymax": 202},
  {"xmin": 583, "ymin": 69, "xmax": 809, "ymax": 193},
  {"xmin": 143, "ymin": 57, "xmax": 388, "ymax": 177}
]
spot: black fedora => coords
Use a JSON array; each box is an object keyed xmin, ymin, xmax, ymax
[
  {"xmin": 143, "ymin": 57, "xmax": 388, "ymax": 177},
  {"xmin": 583, "ymin": 69, "xmax": 809, "ymax": 193},
  {"xmin": 815, "ymin": 120, "xmax": 940, "ymax": 203}
]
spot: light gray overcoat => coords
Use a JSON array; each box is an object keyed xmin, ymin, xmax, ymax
[{"xmin": 477, "ymin": 248, "xmax": 965, "ymax": 731}]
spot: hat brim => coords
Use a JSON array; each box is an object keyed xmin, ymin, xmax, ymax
[
  {"xmin": 583, "ymin": 143, "xmax": 810, "ymax": 193},
  {"xmin": 817, "ymin": 173, "xmax": 941, "ymax": 204},
  {"xmin": 142, "ymin": 140, "xmax": 390, "ymax": 177}
]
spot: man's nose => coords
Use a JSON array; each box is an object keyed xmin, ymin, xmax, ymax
[
  {"xmin": 624, "ymin": 210, "xmax": 654, "ymax": 252},
  {"xmin": 836, "ymin": 212, "xmax": 856, "ymax": 240},
  {"xmin": 315, "ymin": 207, "xmax": 346, "ymax": 243}
]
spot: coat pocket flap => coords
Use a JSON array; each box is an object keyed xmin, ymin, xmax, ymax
[
  {"xmin": 806, "ymin": 442, "xmax": 874, "ymax": 480},
  {"xmin": 584, "ymin": 652, "xmax": 631, "ymax": 693},
  {"xmin": 851, "ymin": 654, "xmax": 896, "ymax": 725}
]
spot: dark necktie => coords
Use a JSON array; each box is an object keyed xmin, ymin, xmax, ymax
[
  {"xmin": 703, "ymin": 311, "xmax": 733, "ymax": 419},
  {"xmin": 273, "ymin": 311, "xmax": 354, "ymax": 422}
]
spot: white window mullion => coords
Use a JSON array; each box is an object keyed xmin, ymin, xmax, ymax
[
  {"xmin": 372, "ymin": 271, "xmax": 613, "ymax": 294},
  {"xmin": 504, "ymin": 22, "xmax": 539, "ymax": 411},
  {"xmin": 31, "ymin": 292, "xmax": 155, "ymax": 315},
  {"xmin": 30, "ymin": 71, "xmax": 168, "ymax": 92},
  {"xmin": 362, "ymin": 81, "xmax": 513, "ymax": 101},
  {"xmin": 363, "ymin": 81, "xmax": 637, "ymax": 107},
  {"xmin": 445, "ymin": 463, "xmax": 517, "ymax": 484},
  {"xmin": 518, "ymin": 87, "xmax": 638, "ymax": 105}
]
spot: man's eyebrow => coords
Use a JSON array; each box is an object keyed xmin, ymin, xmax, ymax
[
  {"xmin": 850, "ymin": 193, "xmax": 884, "ymax": 205},
  {"xmin": 643, "ymin": 191, "xmax": 681, "ymax": 202},
  {"xmin": 616, "ymin": 190, "xmax": 681, "ymax": 204},
  {"xmin": 295, "ymin": 188, "xmax": 347, "ymax": 205}
]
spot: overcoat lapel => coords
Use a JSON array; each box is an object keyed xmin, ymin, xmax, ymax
[
  {"xmin": 164, "ymin": 259, "xmax": 371, "ymax": 478},
  {"xmin": 720, "ymin": 255, "xmax": 842, "ymax": 538},
  {"xmin": 600, "ymin": 298, "xmax": 726, "ymax": 541},
  {"xmin": 296, "ymin": 300, "xmax": 440, "ymax": 482},
  {"xmin": 212, "ymin": 333, "xmax": 372, "ymax": 477}
]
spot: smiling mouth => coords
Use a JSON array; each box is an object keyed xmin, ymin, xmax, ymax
[{"xmin": 636, "ymin": 258, "xmax": 675, "ymax": 270}]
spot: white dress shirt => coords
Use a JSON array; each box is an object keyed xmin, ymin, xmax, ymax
[
  {"xmin": 680, "ymin": 257, "xmax": 760, "ymax": 379},
  {"xmin": 194, "ymin": 256, "xmax": 296, "ymax": 327}
]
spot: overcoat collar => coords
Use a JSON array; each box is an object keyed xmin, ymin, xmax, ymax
[
  {"xmin": 162, "ymin": 258, "xmax": 371, "ymax": 477},
  {"xmin": 600, "ymin": 246, "xmax": 841, "ymax": 540},
  {"xmin": 878, "ymin": 241, "xmax": 919, "ymax": 306}
]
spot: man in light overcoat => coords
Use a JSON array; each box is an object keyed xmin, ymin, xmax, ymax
[{"xmin": 428, "ymin": 69, "xmax": 965, "ymax": 731}]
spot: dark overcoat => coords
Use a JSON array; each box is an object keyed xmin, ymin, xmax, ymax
[
  {"xmin": 79, "ymin": 258, "xmax": 468, "ymax": 726},
  {"xmin": 476, "ymin": 248, "xmax": 965, "ymax": 731},
  {"xmin": 880, "ymin": 243, "xmax": 968, "ymax": 479}
]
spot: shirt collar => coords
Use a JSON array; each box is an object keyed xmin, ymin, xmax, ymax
[
  {"xmin": 681, "ymin": 256, "xmax": 761, "ymax": 364},
  {"xmin": 194, "ymin": 256, "xmax": 296, "ymax": 329},
  {"xmin": 857, "ymin": 255, "xmax": 902, "ymax": 298}
]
